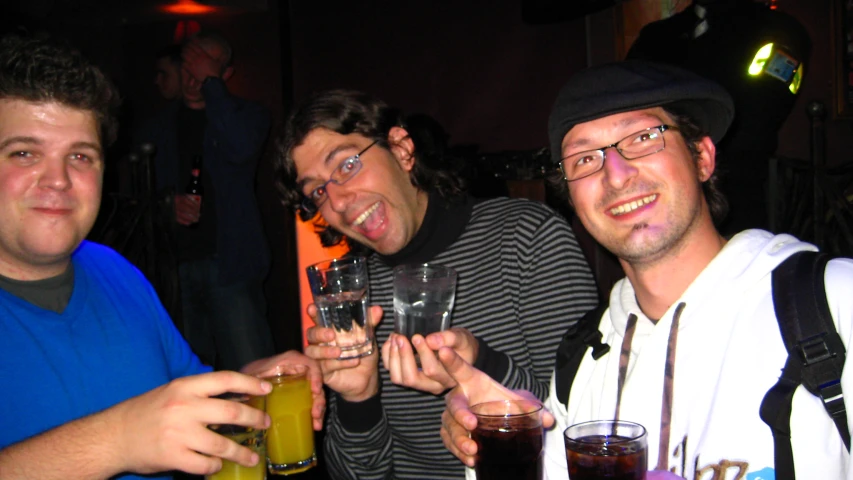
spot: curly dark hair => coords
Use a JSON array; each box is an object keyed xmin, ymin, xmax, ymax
[
  {"xmin": 274, "ymin": 89, "xmax": 466, "ymax": 248},
  {"xmin": 546, "ymin": 105, "xmax": 729, "ymax": 226},
  {"xmin": 0, "ymin": 33, "xmax": 121, "ymax": 147}
]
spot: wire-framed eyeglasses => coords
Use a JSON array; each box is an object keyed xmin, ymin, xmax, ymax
[
  {"xmin": 300, "ymin": 140, "xmax": 378, "ymax": 219},
  {"xmin": 558, "ymin": 125, "xmax": 676, "ymax": 182}
]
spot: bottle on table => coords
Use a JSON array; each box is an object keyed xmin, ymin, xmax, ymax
[{"xmin": 185, "ymin": 154, "xmax": 204, "ymax": 228}]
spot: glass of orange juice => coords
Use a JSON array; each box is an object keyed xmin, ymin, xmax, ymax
[
  {"xmin": 263, "ymin": 364, "xmax": 317, "ymax": 475},
  {"xmin": 207, "ymin": 394, "xmax": 267, "ymax": 480}
]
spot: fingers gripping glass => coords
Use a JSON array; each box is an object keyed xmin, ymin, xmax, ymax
[
  {"xmin": 558, "ymin": 125, "xmax": 675, "ymax": 182},
  {"xmin": 300, "ymin": 141, "xmax": 378, "ymax": 219}
]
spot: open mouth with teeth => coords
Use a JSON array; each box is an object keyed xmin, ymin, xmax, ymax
[
  {"xmin": 609, "ymin": 194, "xmax": 657, "ymax": 216},
  {"xmin": 353, "ymin": 202, "xmax": 380, "ymax": 227}
]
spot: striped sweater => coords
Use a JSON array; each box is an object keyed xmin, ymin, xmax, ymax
[{"xmin": 323, "ymin": 195, "xmax": 598, "ymax": 479}]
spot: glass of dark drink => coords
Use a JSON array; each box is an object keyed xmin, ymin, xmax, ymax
[
  {"xmin": 564, "ymin": 420, "xmax": 647, "ymax": 480},
  {"xmin": 470, "ymin": 399, "xmax": 543, "ymax": 480}
]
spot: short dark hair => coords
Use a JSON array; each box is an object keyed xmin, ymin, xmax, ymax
[
  {"xmin": 0, "ymin": 33, "xmax": 121, "ymax": 146},
  {"xmin": 273, "ymin": 89, "xmax": 465, "ymax": 247},
  {"xmin": 189, "ymin": 30, "xmax": 233, "ymax": 68},
  {"xmin": 666, "ymin": 108, "xmax": 728, "ymax": 226},
  {"xmin": 155, "ymin": 44, "xmax": 182, "ymax": 66},
  {"xmin": 546, "ymin": 106, "xmax": 729, "ymax": 226}
]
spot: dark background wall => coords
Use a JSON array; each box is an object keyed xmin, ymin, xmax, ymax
[
  {"xmin": 288, "ymin": 1, "xmax": 588, "ymax": 152},
  {"xmin": 7, "ymin": 0, "xmax": 850, "ymax": 352},
  {"xmin": 775, "ymin": 0, "xmax": 853, "ymax": 163},
  {"xmin": 290, "ymin": 0, "xmax": 853, "ymax": 166}
]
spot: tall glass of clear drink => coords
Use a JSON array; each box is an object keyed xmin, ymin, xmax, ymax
[{"xmin": 306, "ymin": 256, "xmax": 372, "ymax": 359}]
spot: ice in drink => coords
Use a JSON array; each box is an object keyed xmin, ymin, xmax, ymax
[
  {"xmin": 565, "ymin": 434, "xmax": 647, "ymax": 480},
  {"xmin": 564, "ymin": 421, "xmax": 648, "ymax": 480},
  {"xmin": 207, "ymin": 425, "xmax": 265, "ymax": 480}
]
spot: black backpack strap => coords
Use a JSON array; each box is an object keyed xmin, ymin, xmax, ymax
[
  {"xmin": 760, "ymin": 251, "xmax": 848, "ymax": 480},
  {"xmin": 554, "ymin": 304, "xmax": 610, "ymax": 406}
]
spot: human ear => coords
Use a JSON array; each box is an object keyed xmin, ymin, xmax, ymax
[
  {"xmin": 221, "ymin": 66, "xmax": 235, "ymax": 82},
  {"xmin": 387, "ymin": 126, "xmax": 416, "ymax": 171},
  {"xmin": 695, "ymin": 136, "xmax": 716, "ymax": 182}
]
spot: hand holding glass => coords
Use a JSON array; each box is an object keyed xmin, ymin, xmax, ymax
[
  {"xmin": 206, "ymin": 394, "xmax": 267, "ymax": 480},
  {"xmin": 306, "ymin": 256, "xmax": 373, "ymax": 359}
]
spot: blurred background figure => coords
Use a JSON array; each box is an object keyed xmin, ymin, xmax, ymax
[
  {"xmin": 153, "ymin": 44, "xmax": 183, "ymax": 102},
  {"xmin": 136, "ymin": 30, "xmax": 275, "ymax": 372},
  {"xmin": 627, "ymin": 0, "xmax": 811, "ymax": 235}
]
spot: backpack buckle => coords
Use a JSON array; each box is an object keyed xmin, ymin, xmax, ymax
[
  {"xmin": 819, "ymin": 381, "xmax": 846, "ymax": 417},
  {"xmin": 582, "ymin": 330, "xmax": 610, "ymax": 360},
  {"xmin": 797, "ymin": 334, "xmax": 835, "ymax": 366}
]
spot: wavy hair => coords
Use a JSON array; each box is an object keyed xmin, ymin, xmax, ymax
[{"xmin": 274, "ymin": 89, "xmax": 466, "ymax": 247}]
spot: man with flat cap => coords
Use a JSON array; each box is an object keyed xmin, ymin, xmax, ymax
[{"xmin": 434, "ymin": 60, "xmax": 853, "ymax": 479}]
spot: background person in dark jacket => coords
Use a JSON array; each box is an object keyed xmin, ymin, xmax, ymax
[{"xmin": 136, "ymin": 30, "xmax": 274, "ymax": 371}]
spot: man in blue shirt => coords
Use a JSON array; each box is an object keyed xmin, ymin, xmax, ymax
[{"xmin": 0, "ymin": 33, "xmax": 323, "ymax": 480}]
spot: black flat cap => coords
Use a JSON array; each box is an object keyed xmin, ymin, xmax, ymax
[{"xmin": 548, "ymin": 60, "xmax": 735, "ymax": 163}]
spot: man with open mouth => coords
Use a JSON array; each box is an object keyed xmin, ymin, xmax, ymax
[{"xmin": 274, "ymin": 89, "xmax": 599, "ymax": 479}]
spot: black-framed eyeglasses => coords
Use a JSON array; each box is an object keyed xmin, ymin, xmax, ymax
[
  {"xmin": 558, "ymin": 125, "xmax": 676, "ymax": 182},
  {"xmin": 299, "ymin": 140, "xmax": 378, "ymax": 219}
]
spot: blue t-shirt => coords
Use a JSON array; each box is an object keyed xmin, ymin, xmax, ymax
[{"xmin": 0, "ymin": 241, "xmax": 210, "ymax": 479}]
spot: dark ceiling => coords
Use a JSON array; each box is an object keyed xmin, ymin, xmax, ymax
[{"xmin": 9, "ymin": 0, "xmax": 270, "ymax": 27}]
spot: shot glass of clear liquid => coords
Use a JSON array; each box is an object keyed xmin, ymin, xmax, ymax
[
  {"xmin": 306, "ymin": 256, "xmax": 373, "ymax": 359},
  {"xmin": 392, "ymin": 263, "xmax": 458, "ymax": 339}
]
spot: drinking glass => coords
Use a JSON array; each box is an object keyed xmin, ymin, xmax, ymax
[
  {"xmin": 263, "ymin": 364, "xmax": 316, "ymax": 475},
  {"xmin": 306, "ymin": 256, "xmax": 373, "ymax": 359},
  {"xmin": 207, "ymin": 394, "xmax": 267, "ymax": 480},
  {"xmin": 563, "ymin": 420, "xmax": 648, "ymax": 480},
  {"xmin": 470, "ymin": 399, "xmax": 544, "ymax": 480},
  {"xmin": 392, "ymin": 263, "xmax": 457, "ymax": 338}
]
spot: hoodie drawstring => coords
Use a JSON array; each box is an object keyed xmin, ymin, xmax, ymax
[{"xmin": 615, "ymin": 302, "xmax": 687, "ymax": 471}]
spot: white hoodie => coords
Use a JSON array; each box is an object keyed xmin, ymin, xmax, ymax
[{"xmin": 543, "ymin": 230, "xmax": 853, "ymax": 479}]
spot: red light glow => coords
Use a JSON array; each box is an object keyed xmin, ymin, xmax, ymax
[
  {"xmin": 160, "ymin": 0, "xmax": 217, "ymax": 15},
  {"xmin": 174, "ymin": 20, "xmax": 202, "ymax": 43}
]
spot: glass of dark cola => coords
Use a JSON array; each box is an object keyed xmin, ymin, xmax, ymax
[
  {"xmin": 470, "ymin": 399, "xmax": 544, "ymax": 480},
  {"xmin": 564, "ymin": 420, "xmax": 647, "ymax": 480}
]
